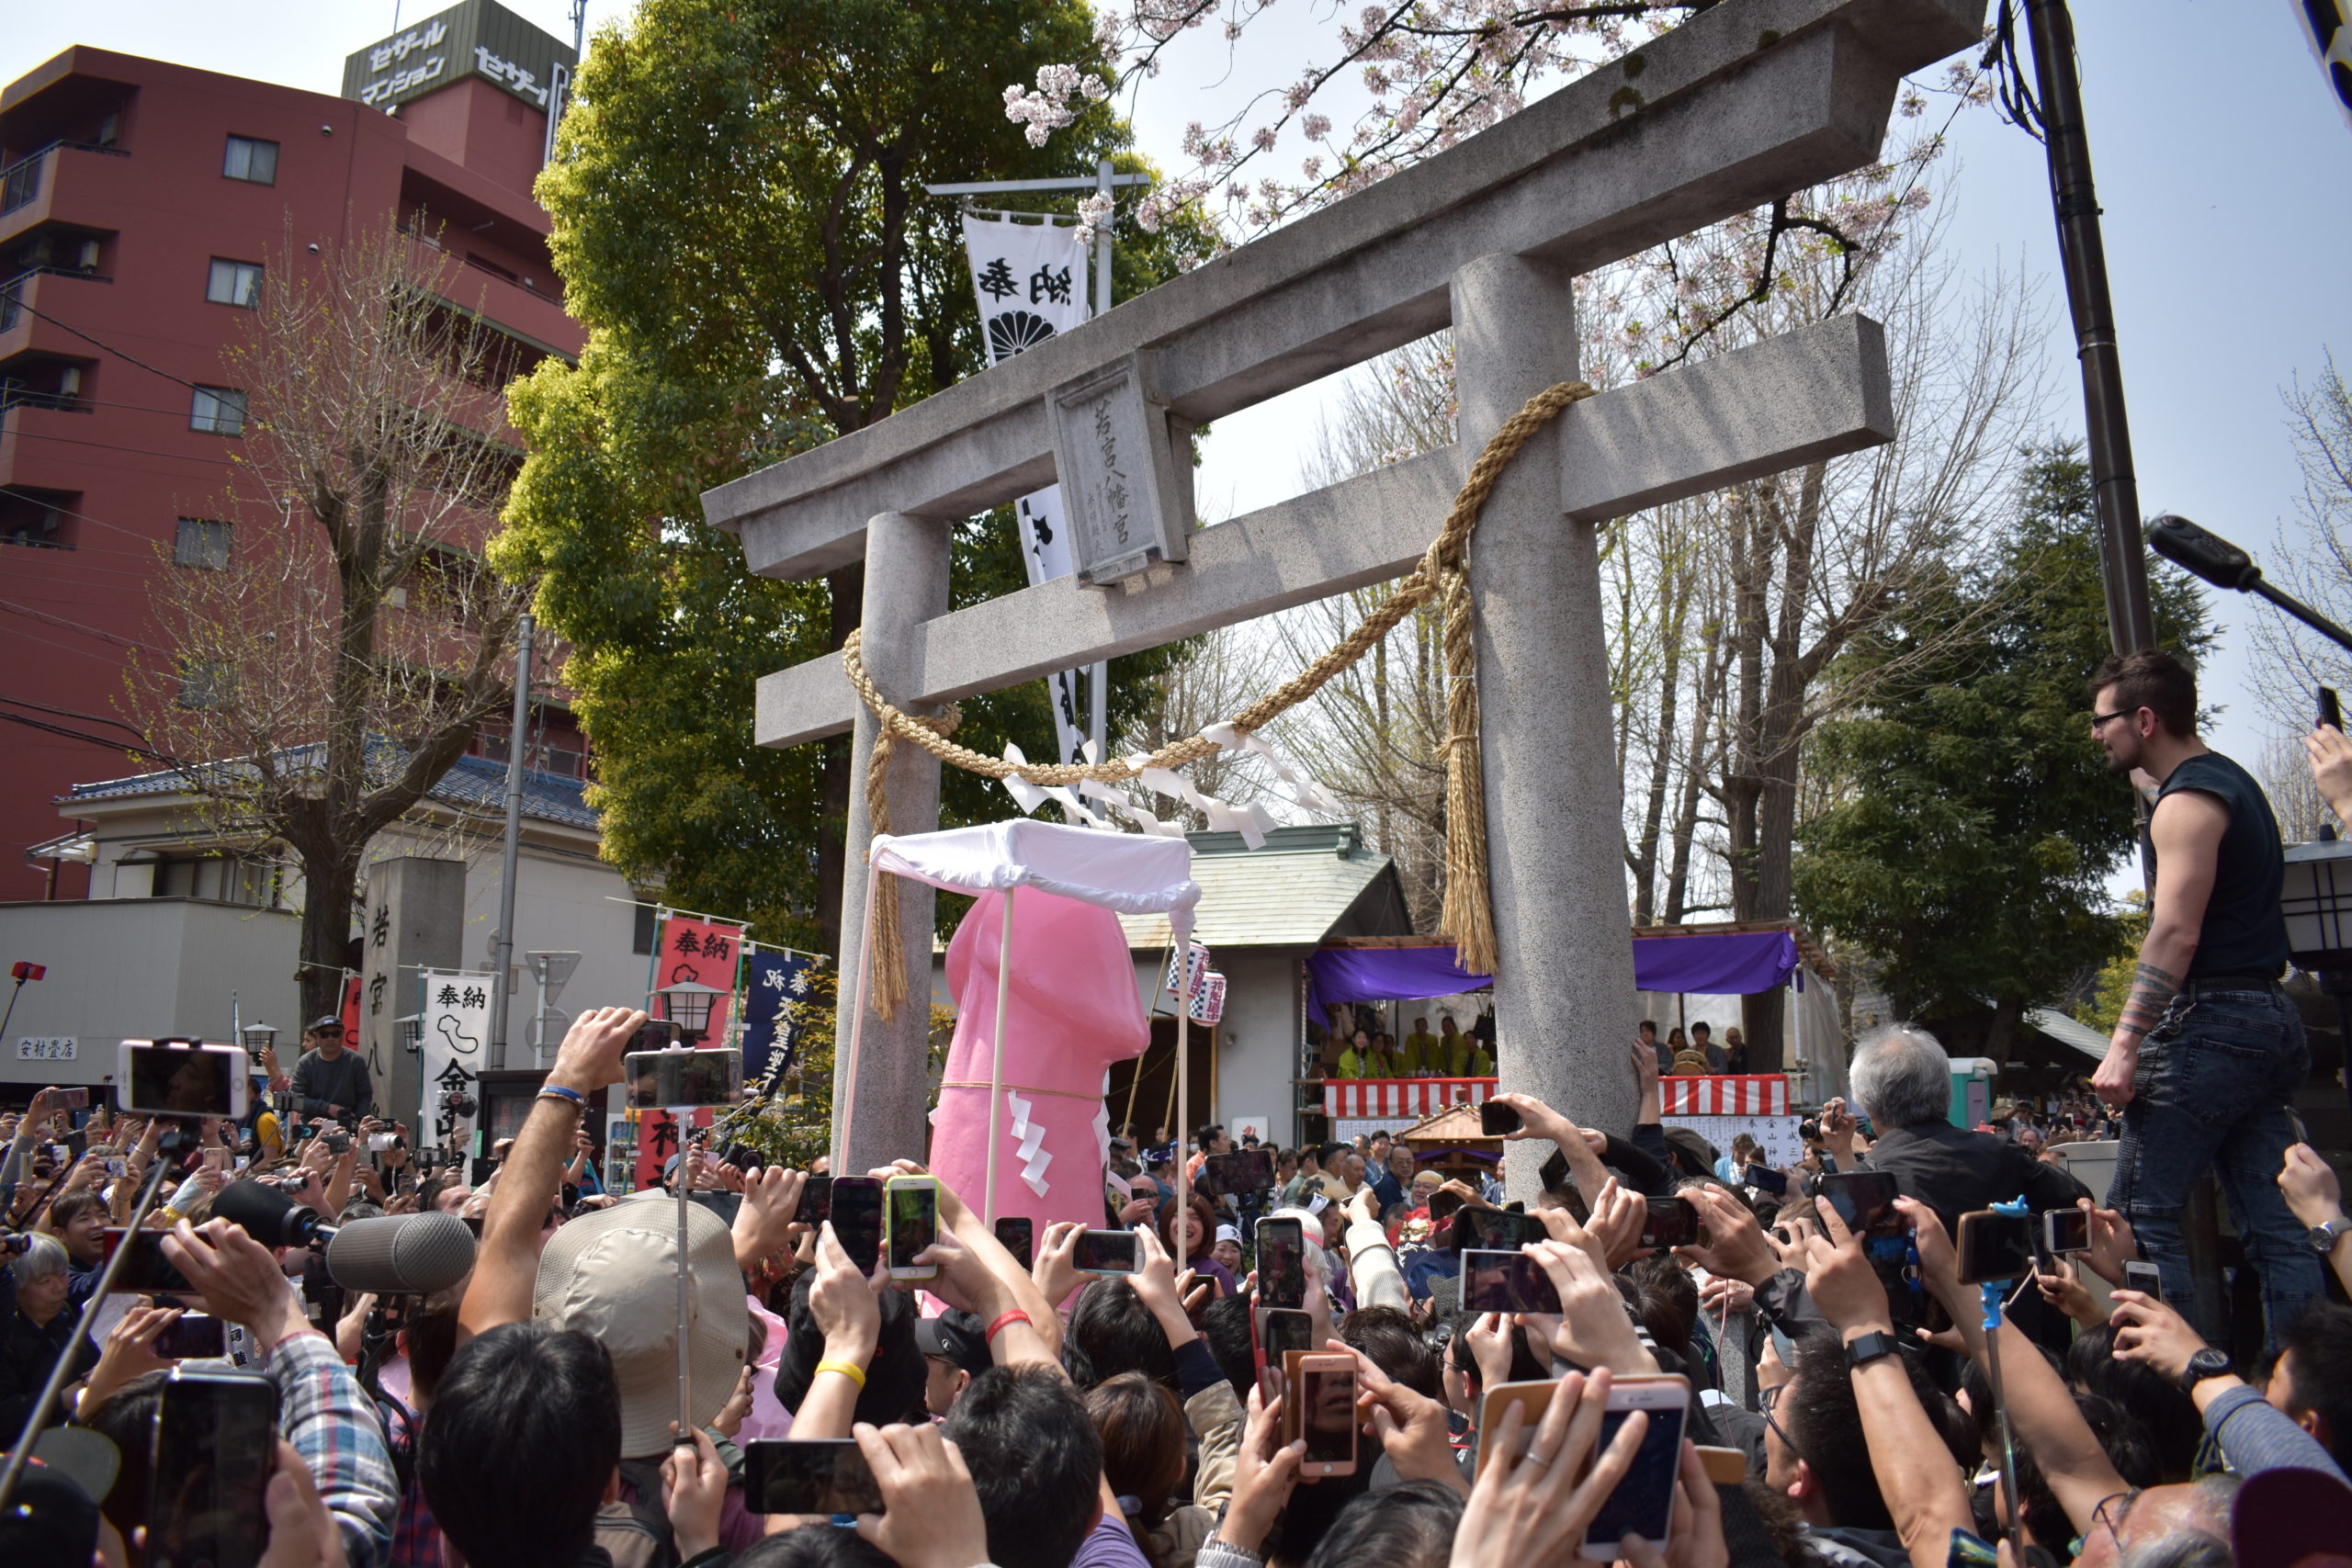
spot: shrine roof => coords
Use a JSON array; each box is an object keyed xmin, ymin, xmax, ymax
[{"xmin": 1114, "ymin": 822, "xmax": 1410, "ymax": 950}]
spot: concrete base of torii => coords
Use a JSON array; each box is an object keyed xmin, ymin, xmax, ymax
[{"xmin": 1454, "ymin": 254, "xmax": 1641, "ymax": 1198}]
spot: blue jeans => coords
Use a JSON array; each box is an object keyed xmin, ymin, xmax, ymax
[{"xmin": 2108, "ymin": 982, "xmax": 2324, "ymax": 1352}]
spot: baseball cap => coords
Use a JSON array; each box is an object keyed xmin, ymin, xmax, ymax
[
  {"xmin": 0, "ymin": 1457, "xmax": 99, "ymax": 1568},
  {"xmin": 306, "ymin": 1015, "xmax": 345, "ymax": 1033},
  {"xmin": 915, "ymin": 1309, "xmax": 992, "ymax": 1379},
  {"xmin": 2233, "ymin": 1465, "xmax": 2352, "ymax": 1568},
  {"xmin": 1214, "ymin": 1224, "xmax": 1240, "ymax": 1245},
  {"xmin": 534, "ymin": 1189, "xmax": 749, "ymax": 1458}
]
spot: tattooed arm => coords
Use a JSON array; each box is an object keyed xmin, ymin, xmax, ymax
[{"xmin": 2093, "ymin": 789, "xmax": 2229, "ymax": 1109}]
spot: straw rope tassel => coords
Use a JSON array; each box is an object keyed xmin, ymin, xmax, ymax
[{"xmin": 846, "ymin": 380, "xmax": 1593, "ymax": 1000}]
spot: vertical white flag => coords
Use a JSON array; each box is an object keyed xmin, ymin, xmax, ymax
[{"xmin": 962, "ymin": 212, "xmax": 1094, "ymax": 766}]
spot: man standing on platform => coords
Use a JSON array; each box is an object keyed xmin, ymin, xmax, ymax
[
  {"xmin": 2087, "ymin": 649, "xmax": 2323, "ymax": 1350},
  {"xmin": 288, "ymin": 1015, "xmax": 373, "ymax": 1126}
]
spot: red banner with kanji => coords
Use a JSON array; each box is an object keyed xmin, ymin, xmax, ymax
[
  {"xmin": 655, "ymin": 915, "xmax": 743, "ymax": 1044},
  {"xmin": 631, "ymin": 1107, "xmax": 716, "ymax": 1190}
]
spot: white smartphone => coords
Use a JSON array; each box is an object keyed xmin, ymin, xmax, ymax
[
  {"xmin": 119, "ymin": 1041, "xmax": 248, "ymax": 1121},
  {"xmin": 883, "ymin": 1175, "xmax": 939, "ymax": 1280},
  {"xmin": 1578, "ymin": 1373, "xmax": 1690, "ymax": 1561}
]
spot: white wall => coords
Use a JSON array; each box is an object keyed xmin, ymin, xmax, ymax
[{"xmin": 0, "ymin": 898, "xmax": 303, "ymax": 1087}]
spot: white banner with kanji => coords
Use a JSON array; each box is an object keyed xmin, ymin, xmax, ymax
[
  {"xmin": 418, "ymin": 968, "xmax": 492, "ymax": 1159},
  {"xmin": 962, "ymin": 210, "xmax": 1092, "ymax": 765}
]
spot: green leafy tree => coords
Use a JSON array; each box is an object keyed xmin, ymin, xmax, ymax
[
  {"xmin": 1792, "ymin": 446, "xmax": 2212, "ymax": 1063},
  {"xmin": 495, "ymin": 0, "xmax": 1209, "ymax": 953}
]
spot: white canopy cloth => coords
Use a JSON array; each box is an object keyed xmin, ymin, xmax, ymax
[
  {"xmin": 868, "ymin": 819, "xmax": 1201, "ymax": 944},
  {"xmin": 842, "ymin": 818, "xmax": 1202, "ymax": 1224}
]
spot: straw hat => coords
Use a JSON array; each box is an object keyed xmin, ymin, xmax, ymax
[{"xmin": 534, "ymin": 1189, "xmax": 749, "ymax": 1458}]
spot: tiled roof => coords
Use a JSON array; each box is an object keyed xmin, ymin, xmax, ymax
[
  {"xmin": 62, "ymin": 740, "xmax": 598, "ymax": 832},
  {"xmin": 1115, "ymin": 822, "xmax": 1408, "ymax": 949}
]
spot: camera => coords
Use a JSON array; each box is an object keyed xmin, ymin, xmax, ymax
[
  {"xmin": 1800, "ymin": 1118, "xmax": 1822, "ymax": 1143},
  {"xmin": 439, "ymin": 1088, "xmax": 477, "ymax": 1119}
]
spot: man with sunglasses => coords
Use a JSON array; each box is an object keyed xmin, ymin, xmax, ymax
[
  {"xmin": 289, "ymin": 1015, "xmax": 376, "ymax": 1128},
  {"xmin": 2086, "ymin": 649, "xmax": 2322, "ymax": 1351}
]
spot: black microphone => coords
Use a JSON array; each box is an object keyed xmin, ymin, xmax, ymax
[
  {"xmin": 322, "ymin": 1213, "xmax": 475, "ymax": 1296},
  {"xmin": 210, "ymin": 1179, "xmax": 331, "ymax": 1248}
]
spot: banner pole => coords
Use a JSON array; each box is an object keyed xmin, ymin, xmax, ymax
[{"xmin": 985, "ymin": 887, "xmax": 1015, "ymax": 1228}]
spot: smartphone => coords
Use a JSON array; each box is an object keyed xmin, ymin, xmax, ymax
[
  {"xmin": 1743, "ymin": 1165, "xmax": 1789, "ymax": 1197},
  {"xmin": 1478, "ymin": 1100, "xmax": 1523, "ymax": 1135},
  {"xmin": 147, "ymin": 1369, "xmax": 280, "ymax": 1568},
  {"xmin": 633, "ymin": 1018, "xmax": 683, "ymax": 1052},
  {"xmin": 322, "ymin": 1130, "xmax": 352, "ymax": 1156},
  {"xmin": 1074, "ymin": 1228, "xmax": 1139, "ymax": 1275},
  {"xmin": 1462, "ymin": 1249, "xmax": 1561, "ymax": 1314},
  {"xmin": 1475, "ymin": 1379, "xmax": 1557, "ymax": 1476},
  {"xmin": 2043, "ymin": 1207, "xmax": 2091, "ymax": 1256},
  {"xmin": 1640, "ymin": 1197, "xmax": 1702, "ymax": 1250},
  {"xmin": 1259, "ymin": 1307, "xmax": 1313, "ymax": 1404},
  {"xmin": 1580, "ymin": 1374, "xmax": 1690, "ymax": 1560},
  {"xmin": 884, "ymin": 1175, "xmax": 939, "ymax": 1280},
  {"xmin": 1205, "ymin": 1149, "xmax": 1274, "ymax": 1194},
  {"xmin": 2320, "ymin": 686, "xmax": 2343, "ymax": 731},
  {"xmin": 155, "ymin": 1313, "xmax": 228, "ymax": 1360},
  {"xmin": 1292, "ymin": 1353, "xmax": 1358, "ymax": 1477},
  {"xmin": 1255, "ymin": 1216, "xmax": 1307, "ymax": 1310},
  {"xmin": 798, "ymin": 1174, "xmax": 834, "ymax": 1226},
  {"xmin": 828, "ymin": 1177, "xmax": 884, "ymax": 1274},
  {"xmin": 2122, "ymin": 1259, "xmax": 2164, "ymax": 1303},
  {"xmin": 120, "ymin": 1041, "xmax": 247, "ymax": 1120},
  {"xmin": 1453, "ymin": 1206, "xmax": 1546, "ymax": 1255},
  {"xmin": 55, "ymin": 1087, "xmax": 90, "ymax": 1111},
  {"xmin": 687, "ymin": 1190, "xmax": 744, "ymax": 1227},
  {"xmin": 623, "ymin": 1048, "xmax": 743, "ymax": 1110},
  {"xmin": 106, "ymin": 1156, "xmax": 129, "ymax": 1179},
  {"xmin": 103, "ymin": 1227, "xmax": 194, "ymax": 1294},
  {"xmin": 1817, "ymin": 1171, "xmax": 1903, "ymax": 1238},
  {"xmin": 1955, "ymin": 1210, "xmax": 2035, "ymax": 1284},
  {"xmin": 993, "ymin": 1215, "xmax": 1034, "ymax": 1269},
  {"xmin": 740, "ymin": 1438, "xmax": 886, "ymax": 1517}
]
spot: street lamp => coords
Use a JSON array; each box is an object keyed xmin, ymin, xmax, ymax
[
  {"xmin": 2147, "ymin": 515, "xmax": 2352, "ymax": 655},
  {"xmin": 241, "ymin": 1021, "xmax": 278, "ymax": 1065},
  {"xmin": 395, "ymin": 1015, "xmax": 424, "ymax": 1055},
  {"xmin": 653, "ymin": 979, "xmax": 725, "ymax": 1046}
]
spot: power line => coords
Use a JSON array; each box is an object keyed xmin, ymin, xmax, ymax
[
  {"xmin": 0, "ymin": 595, "xmax": 167, "ymax": 652},
  {"xmin": 0, "ymin": 485, "xmax": 177, "ymax": 549},
  {"xmin": 3, "ymin": 425, "xmax": 236, "ymax": 465},
  {"xmin": 0, "ymin": 692, "xmax": 152, "ymax": 744},
  {"xmin": 1, "ymin": 294, "xmax": 215, "ymax": 395}
]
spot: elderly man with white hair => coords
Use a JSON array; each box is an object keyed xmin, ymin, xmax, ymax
[
  {"xmin": 1847, "ymin": 1023, "xmax": 2091, "ymax": 1242},
  {"xmin": 0, "ymin": 1233, "xmax": 96, "ymax": 1434}
]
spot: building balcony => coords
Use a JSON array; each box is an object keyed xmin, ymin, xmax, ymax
[{"xmin": 0, "ymin": 138, "xmax": 130, "ymax": 240}]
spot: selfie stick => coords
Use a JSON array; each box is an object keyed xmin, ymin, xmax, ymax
[
  {"xmin": 676, "ymin": 1118, "xmax": 695, "ymax": 1450},
  {"xmin": 1978, "ymin": 1198, "xmax": 2031, "ymax": 1549},
  {"xmin": 0, "ymin": 1127, "xmax": 186, "ymax": 1510}
]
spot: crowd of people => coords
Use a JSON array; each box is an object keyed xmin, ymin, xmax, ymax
[
  {"xmin": 3, "ymin": 998, "xmax": 2346, "ymax": 1568},
  {"xmin": 2, "ymin": 648, "xmax": 2348, "ymax": 1568}
]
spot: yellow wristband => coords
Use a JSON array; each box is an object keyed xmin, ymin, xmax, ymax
[{"xmin": 814, "ymin": 1358, "xmax": 867, "ymax": 1390}]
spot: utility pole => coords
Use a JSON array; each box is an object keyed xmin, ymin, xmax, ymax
[
  {"xmin": 2021, "ymin": 0, "xmax": 2155, "ymax": 657},
  {"xmin": 489, "ymin": 613, "xmax": 535, "ymax": 1068}
]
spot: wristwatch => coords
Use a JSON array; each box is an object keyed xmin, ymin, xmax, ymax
[
  {"xmin": 2177, "ymin": 1346, "xmax": 2233, "ymax": 1396},
  {"xmin": 2309, "ymin": 1215, "xmax": 2352, "ymax": 1255},
  {"xmin": 1844, "ymin": 1330, "xmax": 1901, "ymax": 1369}
]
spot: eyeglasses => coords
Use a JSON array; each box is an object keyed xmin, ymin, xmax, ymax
[
  {"xmin": 2070, "ymin": 1487, "xmax": 2143, "ymax": 1558},
  {"xmin": 1758, "ymin": 1384, "xmax": 1806, "ymax": 1467},
  {"xmin": 2089, "ymin": 709, "xmax": 2133, "ymax": 729}
]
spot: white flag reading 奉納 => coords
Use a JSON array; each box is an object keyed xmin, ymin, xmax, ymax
[{"xmin": 962, "ymin": 211, "xmax": 1092, "ymax": 767}]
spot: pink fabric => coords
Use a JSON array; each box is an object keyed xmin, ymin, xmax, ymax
[
  {"xmin": 736, "ymin": 1292, "xmax": 795, "ymax": 1442},
  {"xmin": 931, "ymin": 888, "xmax": 1148, "ymax": 1230}
]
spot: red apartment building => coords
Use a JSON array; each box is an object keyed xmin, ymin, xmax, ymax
[{"xmin": 0, "ymin": 0, "xmax": 587, "ymax": 903}]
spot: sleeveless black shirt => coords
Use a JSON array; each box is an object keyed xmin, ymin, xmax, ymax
[{"xmin": 2154, "ymin": 750, "xmax": 2289, "ymax": 980}]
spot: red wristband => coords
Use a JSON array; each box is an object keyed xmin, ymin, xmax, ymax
[{"xmin": 983, "ymin": 1309, "xmax": 1032, "ymax": 1344}]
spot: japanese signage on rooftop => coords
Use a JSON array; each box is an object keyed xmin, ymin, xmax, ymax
[{"xmin": 340, "ymin": 0, "xmax": 576, "ymax": 114}]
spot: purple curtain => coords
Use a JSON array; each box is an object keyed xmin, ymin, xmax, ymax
[{"xmin": 1306, "ymin": 931, "xmax": 1799, "ymax": 1015}]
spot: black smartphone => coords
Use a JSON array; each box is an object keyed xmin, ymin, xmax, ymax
[
  {"xmin": 1478, "ymin": 1100, "xmax": 1523, "ymax": 1135},
  {"xmin": 1256, "ymin": 1217, "xmax": 1307, "ymax": 1309},
  {"xmin": 2043, "ymin": 1207, "xmax": 2090, "ymax": 1256},
  {"xmin": 155, "ymin": 1313, "xmax": 228, "ymax": 1360},
  {"xmin": 1259, "ymin": 1305, "xmax": 1313, "ymax": 1403},
  {"xmin": 623, "ymin": 1048, "xmax": 743, "ymax": 1110},
  {"xmin": 633, "ymin": 1019, "xmax": 683, "ymax": 1052},
  {"xmin": 1817, "ymin": 1171, "xmax": 1903, "ymax": 1238},
  {"xmin": 2122, "ymin": 1259, "xmax": 2163, "ymax": 1302},
  {"xmin": 798, "ymin": 1174, "xmax": 833, "ymax": 1226},
  {"xmin": 687, "ymin": 1190, "xmax": 744, "ymax": 1227},
  {"xmin": 148, "ymin": 1369, "xmax": 280, "ymax": 1568},
  {"xmin": 1453, "ymin": 1206, "xmax": 1546, "ymax": 1255},
  {"xmin": 1074, "ymin": 1228, "xmax": 1139, "ymax": 1274},
  {"xmin": 1462, "ymin": 1249, "xmax": 1561, "ymax": 1314},
  {"xmin": 1639, "ymin": 1197, "xmax": 1702, "ymax": 1250},
  {"xmin": 103, "ymin": 1227, "xmax": 193, "ymax": 1294},
  {"xmin": 829, "ymin": 1177, "xmax": 884, "ymax": 1274},
  {"xmin": 1955, "ymin": 1210, "xmax": 2035, "ymax": 1284},
  {"xmin": 2320, "ymin": 686, "xmax": 2343, "ymax": 731},
  {"xmin": 741, "ymin": 1438, "xmax": 887, "ymax": 1517},
  {"xmin": 993, "ymin": 1215, "xmax": 1034, "ymax": 1269},
  {"xmin": 1743, "ymin": 1165, "xmax": 1789, "ymax": 1197}
]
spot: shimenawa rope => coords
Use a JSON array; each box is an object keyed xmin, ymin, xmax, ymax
[{"xmin": 849, "ymin": 379, "xmax": 1598, "ymax": 1018}]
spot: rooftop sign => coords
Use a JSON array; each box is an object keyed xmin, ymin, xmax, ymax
[{"xmin": 339, "ymin": 0, "xmax": 576, "ymax": 114}]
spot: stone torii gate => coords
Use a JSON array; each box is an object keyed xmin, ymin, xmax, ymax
[{"xmin": 703, "ymin": 0, "xmax": 1984, "ymax": 1179}]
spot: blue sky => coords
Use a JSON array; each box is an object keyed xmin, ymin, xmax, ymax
[{"xmin": 12, "ymin": 0, "xmax": 2346, "ymax": 813}]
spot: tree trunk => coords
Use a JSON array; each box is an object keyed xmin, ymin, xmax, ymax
[
  {"xmin": 295, "ymin": 837, "xmax": 364, "ymax": 1024},
  {"xmin": 1631, "ymin": 568, "xmax": 1687, "ymax": 924},
  {"xmin": 1724, "ymin": 484, "xmax": 1770, "ymax": 919},
  {"xmin": 1663, "ymin": 617, "xmax": 1725, "ymax": 923},
  {"xmin": 816, "ymin": 561, "xmax": 865, "ymax": 956}
]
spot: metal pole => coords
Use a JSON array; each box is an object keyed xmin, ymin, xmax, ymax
[
  {"xmin": 985, "ymin": 887, "xmax": 1015, "ymax": 1227},
  {"xmin": 489, "ymin": 614, "xmax": 535, "ymax": 1069},
  {"xmin": 2021, "ymin": 0, "xmax": 2154, "ymax": 657},
  {"xmin": 677, "ymin": 1124, "xmax": 695, "ymax": 1449},
  {"xmin": 1089, "ymin": 158, "xmax": 1115, "ymax": 760}
]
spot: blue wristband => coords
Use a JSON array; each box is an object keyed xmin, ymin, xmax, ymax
[{"xmin": 537, "ymin": 1085, "xmax": 585, "ymax": 1109}]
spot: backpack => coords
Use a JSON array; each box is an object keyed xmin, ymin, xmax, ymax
[{"xmin": 593, "ymin": 1458, "xmax": 681, "ymax": 1568}]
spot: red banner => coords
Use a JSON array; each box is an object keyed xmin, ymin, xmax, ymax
[
  {"xmin": 654, "ymin": 915, "xmax": 743, "ymax": 1044},
  {"xmin": 338, "ymin": 974, "xmax": 363, "ymax": 1041},
  {"xmin": 632, "ymin": 1106, "xmax": 716, "ymax": 1190}
]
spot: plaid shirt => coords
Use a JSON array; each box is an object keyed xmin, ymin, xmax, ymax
[{"xmin": 261, "ymin": 1330, "xmax": 401, "ymax": 1568}]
